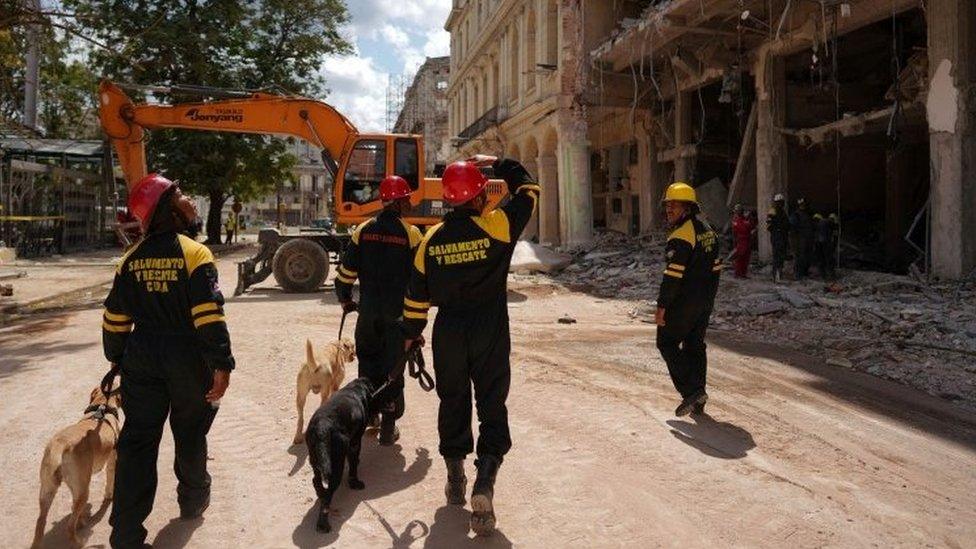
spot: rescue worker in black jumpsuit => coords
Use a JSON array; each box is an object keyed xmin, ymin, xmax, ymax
[
  {"xmin": 402, "ymin": 156, "xmax": 539, "ymax": 537},
  {"xmin": 790, "ymin": 198, "xmax": 815, "ymax": 280},
  {"xmin": 814, "ymin": 212, "xmax": 839, "ymax": 280},
  {"xmin": 766, "ymin": 193, "xmax": 790, "ymax": 283},
  {"xmin": 655, "ymin": 182, "xmax": 721, "ymax": 417},
  {"xmin": 335, "ymin": 175, "xmax": 422, "ymax": 445},
  {"xmin": 103, "ymin": 174, "xmax": 234, "ymax": 548}
]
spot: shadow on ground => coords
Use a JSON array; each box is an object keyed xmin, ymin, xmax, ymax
[
  {"xmin": 0, "ymin": 312, "xmax": 99, "ymax": 380},
  {"xmin": 709, "ymin": 331, "xmax": 976, "ymax": 452},
  {"xmin": 667, "ymin": 412, "xmax": 756, "ymax": 459},
  {"xmin": 423, "ymin": 505, "xmax": 513, "ymax": 549},
  {"xmin": 291, "ymin": 441, "xmax": 433, "ymax": 548}
]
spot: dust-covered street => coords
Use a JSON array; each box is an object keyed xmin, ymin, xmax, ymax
[{"xmin": 3, "ymin": 250, "xmax": 975, "ymax": 548}]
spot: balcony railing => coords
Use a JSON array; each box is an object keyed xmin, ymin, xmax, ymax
[{"xmin": 456, "ymin": 106, "xmax": 499, "ymax": 146}]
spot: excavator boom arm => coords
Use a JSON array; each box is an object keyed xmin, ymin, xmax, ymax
[{"xmin": 98, "ymin": 80, "xmax": 358, "ymax": 190}]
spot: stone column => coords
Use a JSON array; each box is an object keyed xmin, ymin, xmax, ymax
[
  {"xmin": 522, "ymin": 157, "xmax": 540, "ymax": 241},
  {"xmin": 639, "ymin": 135, "xmax": 663, "ymax": 233},
  {"xmin": 674, "ymin": 90, "xmax": 694, "ymax": 182},
  {"xmin": 537, "ymin": 154, "xmax": 560, "ymax": 245},
  {"xmin": 556, "ymin": 125, "xmax": 593, "ymax": 247},
  {"xmin": 754, "ymin": 55, "xmax": 788, "ymax": 261},
  {"xmin": 928, "ymin": 0, "xmax": 976, "ymax": 278}
]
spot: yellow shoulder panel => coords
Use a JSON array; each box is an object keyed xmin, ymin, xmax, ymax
[
  {"xmin": 351, "ymin": 218, "xmax": 376, "ymax": 245},
  {"xmin": 668, "ymin": 219, "xmax": 696, "ymax": 247},
  {"xmin": 115, "ymin": 238, "xmax": 145, "ymax": 274},
  {"xmin": 414, "ymin": 223, "xmax": 445, "ymax": 274},
  {"xmin": 400, "ymin": 219, "xmax": 423, "ymax": 249},
  {"xmin": 178, "ymin": 234, "xmax": 214, "ymax": 276},
  {"xmin": 472, "ymin": 209, "xmax": 511, "ymax": 244}
]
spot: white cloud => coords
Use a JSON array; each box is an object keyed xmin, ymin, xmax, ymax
[
  {"xmin": 321, "ymin": 55, "xmax": 388, "ymax": 132},
  {"xmin": 319, "ymin": 0, "xmax": 454, "ymax": 131},
  {"xmin": 378, "ymin": 24, "xmax": 411, "ymax": 49}
]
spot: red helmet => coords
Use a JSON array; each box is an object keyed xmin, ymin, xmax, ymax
[
  {"xmin": 379, "ymin": 175, "xmax": 412, "ymax": 201},
  {"xmin": 128, "ymin": 173, "xmax": 175, "ymax": 230},
  {"xmin": 442, "ymin": 161, "xmax": 487, "ymax": 206}
]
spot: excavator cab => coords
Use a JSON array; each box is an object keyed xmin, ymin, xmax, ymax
[{"xmin": 334, "ymin": 134, "xmax": 453, "ymax": 225}]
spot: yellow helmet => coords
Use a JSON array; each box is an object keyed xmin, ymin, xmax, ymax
[{"xmin": 662, "ymin": 182, "xmax": 698, "ymax": 205}]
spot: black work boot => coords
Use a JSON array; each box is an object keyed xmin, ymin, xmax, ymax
[
  {"xmin": 179, "ymin": 494, "xmax": 210, "ymax": 520},
  {"xmin": 470, "ymin": 455, "xmax": 501, "ymax": 537},
  {"xmin": 675, "ymin": 390, "xmax": 708, "ymax": 417},
  {"xmin": 444, "ymin": 458, "xmax": 467, "ymax": 505},
  {"xmin": 379, "ymin": 413, "xmax": 400, "ymax": 446}
]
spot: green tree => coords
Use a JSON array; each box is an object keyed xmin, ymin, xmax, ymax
[
  {"xmin": 0, "ymin": 4, "xmax": 99, "ymax": 139},
  {"xmin": 65, "ymin": 0, "xmax": 352, "ymax": 242}
]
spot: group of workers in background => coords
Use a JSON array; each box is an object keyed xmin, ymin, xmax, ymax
[{"xmin": 729, "ymin": 194, "xmax": 840, "ymax": 282}]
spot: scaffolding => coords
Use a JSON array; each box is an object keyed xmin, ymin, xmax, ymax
[{"xmin": 385, "ymin": 73, "xmax": 411, "ymax": 133}]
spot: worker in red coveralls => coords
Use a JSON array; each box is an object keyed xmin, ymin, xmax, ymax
[{"xmin": 731, "ymin": 204, "xmax": 756, "ymax": 278}]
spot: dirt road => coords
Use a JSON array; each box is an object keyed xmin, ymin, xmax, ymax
[{"xmin": 3, "ymin": 251, "xmax": 975, "ymax": 548}]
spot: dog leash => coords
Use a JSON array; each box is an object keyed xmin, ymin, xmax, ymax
[
  {"xmin": 371, "ymin": 342, "xmax": 435, "ymax": 399},
  {"xmin": 100, "ymin": 363, "xmax": 120, "ymax": 399}
]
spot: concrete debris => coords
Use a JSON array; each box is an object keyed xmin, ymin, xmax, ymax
[
  {"xmin": 535, "ymin": 229, "xmax": 976, "ymax": 410},
  {"xmin": 510, "ymin": 241, "xmax": 573, "ymax": 274},
  {"xmin": 777, "ymin": 288, "xmax": 814, "ymax": 308}
]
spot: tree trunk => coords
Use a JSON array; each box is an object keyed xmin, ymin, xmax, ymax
[{"xmin": 206, "ymin": 192, "xmax": 226, "ymax": 244}]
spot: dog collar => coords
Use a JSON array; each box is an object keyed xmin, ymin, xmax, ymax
[{"xmin": 84, "ymin": 403, "xmax": 119, "ymax": 421}]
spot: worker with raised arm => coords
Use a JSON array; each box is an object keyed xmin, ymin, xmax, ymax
[
  {"xmin": 655, "ymin": 182, "xmax": 721, "ymax": 417},
  {"xmin": 103, "ymin": 174, "xmax": 234, "ymax": 548},
  {"xmin": 401, "ymin": 156, "xmax": 540, "ymax": 537},
  {"xmin": 334, "ymin": 175, "xmax": 422, "ymax": 445}
]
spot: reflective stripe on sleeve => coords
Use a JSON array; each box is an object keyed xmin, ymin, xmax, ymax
[{"xmin": 194, "ymin": 313, "xmax": 225, "ymax": 328}]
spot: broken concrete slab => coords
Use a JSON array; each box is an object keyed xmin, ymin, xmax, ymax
[
  {"xmin": 751, "ymin": 300, "xmax": 790, "ymax": 315},
  {"xmin": 778, "ymin": 288, "xmax": 815, "ymax": 308},
  {"xmin": 511, "ymin": 241, "xmax": 573, "ymax": 274}
]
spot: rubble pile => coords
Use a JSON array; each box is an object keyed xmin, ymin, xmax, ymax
[{"xmin": 544, "ymin": 230, "xmax": 976, "ymax": 409}]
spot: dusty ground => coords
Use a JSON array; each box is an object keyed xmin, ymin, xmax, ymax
[{"xmin": 2, "ymin": 249, "xmax": 976, "ymax": 548}]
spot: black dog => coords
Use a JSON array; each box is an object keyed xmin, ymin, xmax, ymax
[{"xmin": 305, "ymin": 377, "xmax": 388, "ymax": 533}]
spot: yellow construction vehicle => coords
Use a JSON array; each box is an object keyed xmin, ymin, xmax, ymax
[{"xmin": 98, "ymin": 80, "xmax": 507, "ymax": 294}]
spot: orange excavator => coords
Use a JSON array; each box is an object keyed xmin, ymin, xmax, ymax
[{"xmin": 98, "ymin": 80, "xmax": 507, "ymax": 294}]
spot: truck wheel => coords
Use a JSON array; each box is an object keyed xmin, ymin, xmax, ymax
[{"xmin": 272, "ymin": 239, "xmax": 329, "ymax": 293}]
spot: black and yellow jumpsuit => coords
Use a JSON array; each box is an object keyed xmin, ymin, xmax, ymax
[
  {"xmin": 655, "ymin": 215, "xmax": 721, "ymax": 400},
  {"xmin": 335, "ymin": 209, "xmax": 422, "ymax": 414},
  {"xmin": 103, "ymin": 232, "xmax": 234, "ymax": 548},
  {"xmin": 402, "ymin": 159, "xmax": 539, "ymax": 461}
]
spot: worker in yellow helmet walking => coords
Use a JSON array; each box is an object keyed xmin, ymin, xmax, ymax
[{"xmin": 655, "ymin": 182, "xmax": 721, "ymax": 416}]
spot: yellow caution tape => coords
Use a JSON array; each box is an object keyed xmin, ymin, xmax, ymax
[{"xmin": 0, "ymin": 216, "xmax": 66, "ymax": 221}]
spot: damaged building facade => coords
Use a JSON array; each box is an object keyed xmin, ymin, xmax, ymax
[{"xmin": 445, "ymin": 0, "xmax": 975, "ymax": 279}]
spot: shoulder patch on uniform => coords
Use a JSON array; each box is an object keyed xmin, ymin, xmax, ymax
[
  {"xmin": 668, "ymin": 219, "xmax": 696, "ymax": 247},
  {"xmin": 178, "ymin": 234, "xmax": 214, "ymax": 276},
  {"xmin": 351, "ymin": 218, "xmax": 376, "ymax": 245},
  {"xmin": 400, "ymin": 219, "xmax": 423, "ymax": 249},
  {"xmin": 472, "ymin": 209, "xmax": 511, "ymax": 243},
  {"xmin": 414, "ymin": 222, "xmax": 445, "ymax": 274},
  {"xmin": 115, "ymin": 238, "xmax": 145, "ymax": 274}
]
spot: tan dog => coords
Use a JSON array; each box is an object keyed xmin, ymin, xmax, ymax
[
  {"xmin": 294, "ymin": 338, "xmax": 354, "ymax": 444},
  {"xmin": 32, "ymin": 385, "xmax": 122, "ymax": 548}
]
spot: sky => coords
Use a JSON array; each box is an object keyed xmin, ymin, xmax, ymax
[{"xmin": 322, "ymin": 0, "xmax": 453, "ymax": 133}]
